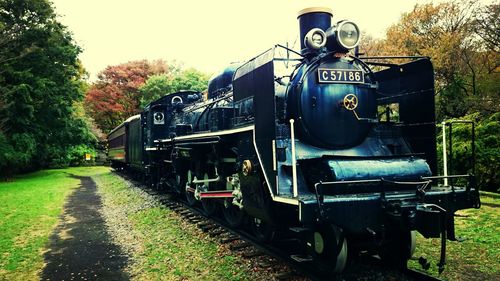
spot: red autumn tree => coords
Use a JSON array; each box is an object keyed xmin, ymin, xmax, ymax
[{"xmin": 84, "ymin": 60, "xmax": 169, "ymax": 132}]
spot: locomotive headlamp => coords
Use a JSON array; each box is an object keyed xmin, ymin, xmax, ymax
[
  {"xmin": 304, "ymin": 28, "xmax": 327, "ymax": 51},
  {"xmin": 337, "ymin": 21, "xmax": 360, "ymax": 49},
  {"xmin": 153, "ymin": 112, "xmax": 164, "ymax": 125},
  {"xmin": 326, "ymin": 20, "xmax": 361, "ymax": 52}
]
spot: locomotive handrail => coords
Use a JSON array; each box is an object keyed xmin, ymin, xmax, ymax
[
  {"xmin": 192, "ymin": 176, "xmax": 220, "ymax": 184},
  {"xmin": 314, "ymin": 178, "xmax": 431, "ymax": 188},
  {"xmin": 275, "ymin": 44, "xmax": 303, "ymax": 57},
  {"xmin": 274, "ymin": 58, "xmax": 302, "ymax": 62},
  {"xmin": 348, "ymin": 54, "xmax": 376, "ymax": 78},
  {"xmin": 444, "ymin": 120, "xmax": 476, "ymax": 179},
  {"xmin": 174, "ymin": 140, "xmax": 220, "ymax": 146},
  {"xmin": 422, "ymin": 174, "xmax": 472, "ymax": 180},
  {"xmin": 313, "ymin": 179, "xmax": 431, "ymax": 200},
  {"xmin": 359, "ymin": 56, "xmax": 430, "ymax": 60},
  {"xmin": 393, "ymin": 121, "xmax": 436, "ymax": 127},
  {"xmin": 315, "ymin": 179, "xmax": 382, "ymax": 187},
  {"xmin": 175, "ymin": 136, "xmax": 221, "ymax": 143},
  {"xmin": 377, "ymin": 88, "xmax": 434, "ymax": 101},
  {"xmin": 358, "ymin": 56, "xmax": 430, "ymax": 68},
  {"xmin": 382, "ymin": 179, "xmax": 432, "ymax": 186},
  {"xmin": 422, "ymin": 174, "xmax": 477, "ymax": 195},
  {"xmin": 290, "ymin": 119, "xmax": 298, "ymax": 197}
]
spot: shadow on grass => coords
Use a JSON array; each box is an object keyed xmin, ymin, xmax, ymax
[{"xmin": 41, "ymin": 175, "xmax": 129, "ymax": 281}]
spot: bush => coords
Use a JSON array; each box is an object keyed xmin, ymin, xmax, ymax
[
  {"xmin": 67, "ymin": 145, "xmax": 97, "ymax": 166},
  {"xmin": 47, "ymin": 145, "xmax": 96, "ymax": 168},
  {"xmin": 437, "ymin": 113, "xmax": 499, "ymax": 192},
  {"xmin": 0, "ymin": 132, "xmax": 37, "ymax": 178}
]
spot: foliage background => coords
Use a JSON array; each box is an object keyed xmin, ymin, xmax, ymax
[
  {"xmin": 0, "ymin": 0, "xmax": 97, "ymax": 177},
  {"xmin": 0, "ymin": 0, "xmax": 498, "ymax": 192},
  {"xmin": 360, "ymin": 0, "xmax": 499, "ymax": 192},
  {"xmin": 83, "ymin": 61, "xmax": 209, "ymax": 133}
]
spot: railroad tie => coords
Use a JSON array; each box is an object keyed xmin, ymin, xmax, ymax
[
  {"xmin": 197, "ymin": 222, "xmax": 212, "ymax": 228},
  {"xmin": 209, "ymin": 230, "xmax": 225, "ymax": 237},
  {"xmin": 220, "ymin": 236, "xmax": 239, "ymax": 244},
  {"xmin": 200, "ymin": 225, "xmax": 217, "ymax": 232},
  {"xmin": 275, "ymin": 271, "xmax": 297, "ymax": 280},
  {"xmin": 229, "ymin": 242, "xmax": 251, "ymax": 251},
  {"xmin": 242, "ymin": 251, "xmax": 264, "ymax": 258}
]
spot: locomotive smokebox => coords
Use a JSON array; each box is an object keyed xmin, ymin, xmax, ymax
[{"xmin": 297, "ymin": 7, "xmax": 333, "ymax": 54}]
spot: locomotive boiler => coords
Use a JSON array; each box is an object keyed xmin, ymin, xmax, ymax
[{"xmin": 108, "ymin": 7, "xmax": 480, "ymax": 274}]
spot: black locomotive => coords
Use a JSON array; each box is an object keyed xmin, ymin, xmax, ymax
[{"xmin": 108, "ymin": 7, "xmax": 480, "ymax": 274}]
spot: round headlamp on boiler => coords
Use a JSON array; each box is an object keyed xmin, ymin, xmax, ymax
[
  {"xmin": 304, "ymin": 28, "xmax": 327, "ymax": 51},
  {"xmin": 325, "ymin": 20, "xmax": 361, "ymax": 52}
]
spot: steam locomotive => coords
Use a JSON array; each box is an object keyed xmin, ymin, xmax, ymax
[{"xmin": 108, "ymin": 7, "xmax": 480, "ymax": 274}]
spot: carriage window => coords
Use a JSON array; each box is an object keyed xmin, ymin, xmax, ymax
[{"xmin": 378, "ymin": 103, "xmax": 400, "ymax": 122}]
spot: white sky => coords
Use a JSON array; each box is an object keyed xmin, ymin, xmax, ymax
[{"xmin": 50, "ymin": 0, "xmax": 444, "ymax": 79}]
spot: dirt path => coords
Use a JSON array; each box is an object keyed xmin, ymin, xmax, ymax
[{"xmin": 41, "ymin": 176, "xmax": 129, "ymax": 281}]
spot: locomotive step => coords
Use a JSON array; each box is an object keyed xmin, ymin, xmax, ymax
[
  {"xmin": 289, "ymin": 227, "xmax": 309, "ymax": 233},
  {"xmin": 290, "ymin": 254, "xmax": 313, "ymax": 263}
]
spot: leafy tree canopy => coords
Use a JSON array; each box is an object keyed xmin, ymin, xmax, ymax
[
  {"xmin": 84, "ymin": 60, "xmax": 170, "ymax": 133},
  {"xmin": 84, "ymin": 60, "xmax": 209, "ymax": 133},
  {"xmin": 359, "ymin": 0, "xmax": 499, "ymax": 191},
  {"xmin": 360, "ymin": 0, "xmax": 499, "ymax": 120},
  {"xmin": 0, "ymin": 0, "xmax": 96, "ymax": 177},
  {"xmin": 139, "ymin": 68, "xmax": 209, "ymax": 107}
]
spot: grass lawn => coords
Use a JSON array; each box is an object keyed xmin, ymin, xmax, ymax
[
  {"xmin": 0, "ymin": 166, "xmax": 498, "ymax": 281},
  {"xmin": 0, "ymin": 166, "xmax": 109, "ymax": 281},
  {"xmin": 93, "ymin": 170, "xmax": 258, "ymax": 281},
  {"xmin": 409, "ymin": 191, "xmax": 500, "ymax": 280}
]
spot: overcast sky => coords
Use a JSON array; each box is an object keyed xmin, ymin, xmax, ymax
[{"xmin": 50, "ymin": 0, "xmax": 451, "ymax": 79}]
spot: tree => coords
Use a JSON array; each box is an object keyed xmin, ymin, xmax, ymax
[
  {"xmin": 474, "ymin": 3, "xmax": 500, "ymax": 54},
  {"xmin": 0, "ymin": 0, "xmax": 96, "ymax": 176},
  {"xmin": 139, "ymin": 68, "xmax": 209, "ymax": 107},
  {"xmin": 138, "ymin": 74, "xmax": 170, "ymax": 108},
  {"xmin": 84, "ymin": 60, "xmax": 169, "ymax": 133},
  {"xmin": 360, "ymin": 0, "xmax": 499, "ymax": 120},
  {"xmin": 359, "ymin": 1, "xmax": 499, "ymax": 191},
  {"xmin": 169, "ymin": 68, "xmax": 209, "ymax": 93}
]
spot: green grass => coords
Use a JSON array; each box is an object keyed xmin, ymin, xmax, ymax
[
  {"xmin": 408, "ymin": 192, "xmax": 500, "ymax": 280},
  {"xmin": 1, "ymin": 166, "xmax": 497, "ymax": 281},
  {"xmin": 0, "ymin": 166, "xmax": 109, "ymax": 281},
  {"xmin": 94, "ymin": 171, "xmax": 256, "ymax": 281}
]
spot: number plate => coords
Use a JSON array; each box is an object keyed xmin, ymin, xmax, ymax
[{"xmin": 317, "ymin": 68, "xmax": 364, "ymax": 83}]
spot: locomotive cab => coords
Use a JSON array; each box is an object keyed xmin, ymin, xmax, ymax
[{"xmin": 143, "ymin": 90, "xmax": 202, "ymax": 145}]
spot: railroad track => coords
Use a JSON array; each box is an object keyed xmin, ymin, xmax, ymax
[{"xmin": 117, "ymin": 171, "xmax": 443, "ymax": 281}]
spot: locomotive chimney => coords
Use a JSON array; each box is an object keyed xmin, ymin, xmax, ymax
[{"xmin": 297, "ymin": 7, "xmax": 333, "ymax": 55}]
